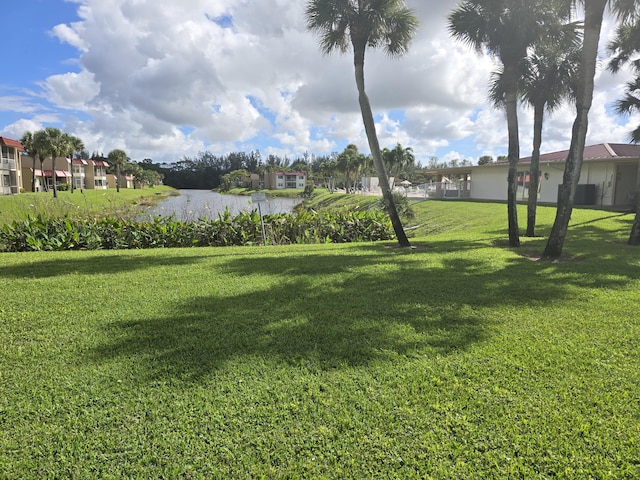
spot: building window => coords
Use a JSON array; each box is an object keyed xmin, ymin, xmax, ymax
[
  {"xmin": 2, "ymin": 174, "xmax": 10, "ymax": 186},
  {"xmin": 1, "ymin": 146, "xmax": 15, "ymax": 161},
  {"xmin": 298, "ymin": 175, "xmax": 304, "ymax": 180},
  {"xmin": 277, "ymin": 175, "xmax": 284, "ymax": 180}
]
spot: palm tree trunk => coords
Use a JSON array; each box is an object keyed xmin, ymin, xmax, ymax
[
  {"xmin": 116, "ymin": 164, "xmax": 121, "ymax": 193},
  {"xmin": 526, "ymin": 102, "xmax": 545, "ymax": 237},
  {"xmin": 505, "ymin": 63, "xmax": 521, "ymax": 247},
  {"xmin": 52, "ymin": 156, "xmax": 58, "ymax": 198},
  {"xmin": 353, "ymin": 46, "xmax": 410, "ymax": 247},
  {"xmin": 543, "ymin": 0, "xmax": 606, "ymax": 259},
  {"xmin": 629, "ymin": 210, "xmax": 640, "ymax": 245},
  {"xmin": 40, "ymin": 158, "xmax": 48, "ymax": 192},
  {"xmin": 31, "ymin": 156, "xmax": 37, "ymax": 192}
]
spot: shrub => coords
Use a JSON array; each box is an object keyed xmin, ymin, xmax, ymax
[{"xmin": 0, "ymin": 209, "xmax": 393, "ymax": 252}]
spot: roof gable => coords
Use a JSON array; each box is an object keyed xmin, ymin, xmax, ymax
[{"xmin": 0, "ymin": 136, "xmax": 25, "ymax": 151}]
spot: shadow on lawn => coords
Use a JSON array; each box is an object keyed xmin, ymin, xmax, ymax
[
  {"xmin": 0, "ymin": 252, "xmax": 209, "ymax": 278},
  {"xmin": 87, "ymin": 239, "xmax": 639, "ymax": 382}
]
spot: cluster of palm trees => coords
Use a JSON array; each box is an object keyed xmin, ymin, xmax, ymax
[
  {"xmin": 306, "ymin": 0, "xmax": 640, "ymax": 255},
  {"xmin": 21, "ymin": 128, "xmax": 84, "ymax": 198},
  {"xmin": 312, "ymin": 142, "xmax": 415, "ymax": 194}
]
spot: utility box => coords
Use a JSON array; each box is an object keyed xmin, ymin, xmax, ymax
[{"xmin": 557, "ymin": 184, "xmax": 597, "ymax": 205}]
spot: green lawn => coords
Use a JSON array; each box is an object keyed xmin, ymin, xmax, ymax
[
  {"xmin": 1, "ymin": 200, "xmax": 639, "ymax": 478},
  {"xmin": 0, "ymin": 186, "xmax": 175, "ymax": 225}
]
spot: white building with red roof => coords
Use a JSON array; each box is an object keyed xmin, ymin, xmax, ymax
[
  {"xmin": 0, "ymin": 136, "xmax": 25, "ymax": 194},
  {"xmin": 426, "ymin": 143, "xmax": 640, "ymax": 209}
]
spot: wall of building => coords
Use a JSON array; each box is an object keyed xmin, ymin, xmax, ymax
[{"xmin": 470, "ymin": 160, "xmax": 638, "ymax": 207}]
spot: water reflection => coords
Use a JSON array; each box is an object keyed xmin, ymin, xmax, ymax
[{"xmin": 141, "ymin": 189, "xmax": 300, "ymax": 221}]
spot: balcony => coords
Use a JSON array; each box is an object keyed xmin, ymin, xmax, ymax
[{"xmin": 0, "ymin": 158, "xmax": 17, "ymax": 171}]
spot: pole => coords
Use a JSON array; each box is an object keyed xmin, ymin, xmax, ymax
[{"xmin": 258, "ymin": 203, "xmax": 267, "ymax": 246}]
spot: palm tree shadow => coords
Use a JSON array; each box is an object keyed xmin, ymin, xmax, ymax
[{"xmin": 83, "ymin": 244, "xmax": 635, "ymax": 383}]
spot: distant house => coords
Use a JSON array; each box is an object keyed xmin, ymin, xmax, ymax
[
  {"xmin": 107, "ymin": 173, "xmax": 133, "ymax": 189},
  {"xmin": 89, "ymin": 160, "xmax": 109, "ymax": 189},
  {"xmin": 263, "ymin": 171, "xmax": 307, "ymax": 190},
  {"xmin": 425, "ymin": 143, "xmax": 640, "ymax": 208},
  {"xmin": 72, "ymin": 159, "xmax": 90, "ymax": 190},
  {"xmin": 361, "ymin": 176, "xmax": 396, "ymax": 194},
  {"xmin": 0, "ymin": 136, "xmax": 25, "ymax": 194}
]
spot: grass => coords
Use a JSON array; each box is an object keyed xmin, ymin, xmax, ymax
[
  {"xmin": 0, "ymin": 186, "xmax": 176, "ymax": 225},
  {"xmin": 1, "ymin": 200, "xmax": 640, "ymax": 477}
]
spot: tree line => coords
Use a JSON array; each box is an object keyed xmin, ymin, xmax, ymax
[{"xmin": 146, "ymin": 143, "xmax": 466, "ymax": 193}]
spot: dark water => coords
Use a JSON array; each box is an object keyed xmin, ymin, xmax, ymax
[{"xmin": 141, "ymin": 189, "xmax": 301, "ymax": 221}]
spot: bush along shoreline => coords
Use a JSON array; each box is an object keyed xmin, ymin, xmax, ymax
[{"xmin": 0, "ymin": 209, "xmax": 393, "ymax": 252}]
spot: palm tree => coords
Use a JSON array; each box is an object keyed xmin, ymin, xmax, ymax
[
  {"xmin": 449, "ymin": 0, "xmax": 573, "ymax": 247},
  {"xmin": 543, "ymin": 0, "xmax": 640, "ymax": 259},
  {"xmin": 608, "ymin": 14, "xmax": 640, "ymax": 244},
  {"xmin": 32, "ymin": 127, "xmax": 73, "ymax": 198},
  {"xmin": 20, "ymin": 131, "xmax": 39, "ymax": 192},
  {"xmin": 32, "ymin": 130, "xmax": 49, "ymax": 192},
  {"xmin": 337, "ymin": 144, "xmax": 363, "ymax": 192},
  {"xmin": 382, "ymin": 143, "xmax": 415, "ymax": 177},
  {"xmin": 490, "ymin": 29, "xmax": 582, "ymax": 237},
  {"xmin": 69, "ymin": 136, "xmax": 85, "ymax": 193},
  {"xmin": 305, "ymin": 0, "xmax": 418, "ymax": 247},
  {"xmin": 107, "ymin": 149, "xmax": 129, "ymax": 193}
]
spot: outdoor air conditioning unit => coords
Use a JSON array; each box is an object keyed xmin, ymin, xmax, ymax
[{"xmin": 557, "ymin": 184, "xmax": 597, "ymax": 205}]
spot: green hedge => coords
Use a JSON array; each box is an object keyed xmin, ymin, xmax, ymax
[{"xmin": 0, "ymin": 209, "xmax": 393, "ymax": 252}]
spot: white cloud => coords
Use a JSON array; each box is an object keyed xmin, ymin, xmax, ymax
[{"xmin": 1, "ymin": 0, "xmax": 636, "ymax": 165}]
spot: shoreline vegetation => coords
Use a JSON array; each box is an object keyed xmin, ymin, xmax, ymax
[
  {"xmin": 1, "ymin": 198, "xmax": 638, "ymax": 477},
  {"xmin": 0, "ymin": 186, "xmax": 177, "ymax": 225}
]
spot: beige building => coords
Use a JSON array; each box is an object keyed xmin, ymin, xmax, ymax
[
  {"xmin": 21, "ymin": 156, "xmax": 110, "ymax": 191},
  {"xmin": 426, "ymin": 143, "xmax": 640, "ymax": 209},
  {"xmin": 262, "ymin": 171, "xmax": 307, "ymax": 190},
  {"xmin": 107, "ymin": 173, "xmax": 134, "ymax": 189}
]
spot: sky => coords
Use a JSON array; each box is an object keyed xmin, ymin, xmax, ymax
[{"xmin": 1, "ymin": 0, "xmax": 638, "ymax": 166}]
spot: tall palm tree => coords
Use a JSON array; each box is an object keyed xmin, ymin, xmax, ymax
[
  {"xmin": 20, "ymin": 131, "xmax": 39, "ymax": 192},
  {"xmin": 69, "ymin": 136, "xmax": 85, "ymax": 193},
  {"xmin": 449, "ymin": 0, "xmax": 573, "ymax": 247},
  {"xmin": 490, "ymin": 29, "xmax": 582, "ymax": 237},
  {"xmin": 608, "ymin": 14, "xmax": 640, "ymax": 244},
  {"xmin": 107, "ymin": 149, "xmax": 129, "ymax": 193},
  {"xmin": 614, "ymin": 76, "xmax": 640, "ymax": 143},
  {"xmin": 32, "ymin": 130, "xmax": 49, "ymax": 192},
  {"xmin": 543, "ymin": 0, "xmax": 640, "ymax": 258},
  {"xmin": 305, "ymin": 0, "xmax": 418, "ymax": 247},
  {"xmin": 32, "ymin": 127, "xmax": 73, "ymax": 197}
]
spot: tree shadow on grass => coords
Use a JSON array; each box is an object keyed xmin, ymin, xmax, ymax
[
  {"xmin": 0, "ymin": 252, "xmax": 209, "ymax": 279},
  {"xmin": 85, "ymin": 240, "xmax": 639, "ymax": 383}
]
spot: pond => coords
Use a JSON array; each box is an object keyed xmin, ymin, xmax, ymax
[{"xmin": 140, "ymin": 189, "xmax": 301, "ymax": 221}]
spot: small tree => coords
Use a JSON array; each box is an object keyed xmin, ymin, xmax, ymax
[
  {"xmin": 107, "ymin": 149, "xmax": 129, "ymax": 193},
  {"xmin": 20, "ymin": 132, "xmax": 39, "ymax": 192}
]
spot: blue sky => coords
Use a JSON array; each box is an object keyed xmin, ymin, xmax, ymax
[{"xmin": 1, "ymin": 0, "xmax": 637, "ymax": 165}]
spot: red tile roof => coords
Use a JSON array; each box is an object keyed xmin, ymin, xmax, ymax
[
  {"xmin": 514, "ymin": 143, "xmax": 640, "ymax": 165},
  {"xmin": 0, "ymin": 136, "xmax": 25, "ymax": 151}
]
